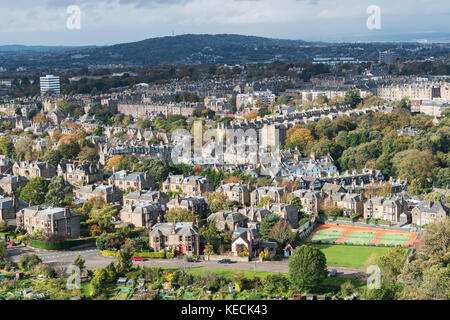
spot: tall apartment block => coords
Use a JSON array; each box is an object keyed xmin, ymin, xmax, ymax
[{"xmin": 40, "ymin": 74, "xmax": 61, "ymax": 95}]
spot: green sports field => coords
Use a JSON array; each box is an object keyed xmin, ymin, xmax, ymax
[
  {"xmin": 376, "ymin": 233, "xmax": 411, "ymax": 246},
  {"xmin": 312, "ymin": 244, "xmax": 408, "ymax": 268},
  {"xmin": 343, "ymin": 231, "xmax": 377, "ymax": 245},
  {"xmin": 310, "ymin": 228, "xmax": 345, "ymax": 243}
]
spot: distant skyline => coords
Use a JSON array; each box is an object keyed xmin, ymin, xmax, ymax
[{"xmin": 0, "ymin": 0, "xmax": 449, "ymax": 46}]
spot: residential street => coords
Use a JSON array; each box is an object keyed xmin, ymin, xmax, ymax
[{"xmin": 7, "ymin": 245, "xmax": 365, "ymax": 279}]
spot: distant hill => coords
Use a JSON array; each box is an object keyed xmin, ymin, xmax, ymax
[
  {"xmin": 0, "ymin": 45, "xmax": 97, "ymax": 53},
  {"xmin": 43, "ymin": 34, "xmax": 312, "ymax": 66},
  {"xmin": 1, "ymin": 34, "xmax": 448, "ymax": 71}
]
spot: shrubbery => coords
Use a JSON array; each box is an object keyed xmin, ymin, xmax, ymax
[
  {"xmin": 134, "ymin": 250, "xmax": 165, "ymax": 259},
  {"xmin": 101, "ymin": 250, "xmax": 118, "ymax": 257}
]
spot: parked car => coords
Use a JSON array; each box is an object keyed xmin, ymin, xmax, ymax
[
  {"xmin": 132, "ymin": 256, "xmax": 146, "ymax": 262},
  {"xmin": 7, "ymin": 241, "xmax": 16, "ymax": 247},
  {"xmin": 185, "ymin": 257, "xmax": 197, "ymax": 263},
  {"xmin": 217, "ymin": 259, "xmax": 232, "ymax": 264},
  {"xmin": 329, "ymin": 269, "xmax": 337, "ymax": 277}
]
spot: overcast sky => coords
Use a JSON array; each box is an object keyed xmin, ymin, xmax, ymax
[{"xmin": 0, "ymin": 0, "xmax": 449, "ymax": 46}]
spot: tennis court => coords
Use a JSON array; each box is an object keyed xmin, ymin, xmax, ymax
[
  {"xmin": 308, "ymin": 224, "xmax": 417, "ymax": 247},
  {"xmin": 309, "ymin": 227, "xmax": 345, "ymax": 243},
  {"xmin": 342, "ymin": 231, "xmax": 377, "ymax": 245},
  {"xmin": 376, "ymin": 233, "xmax": 411, "ymax": 246}
]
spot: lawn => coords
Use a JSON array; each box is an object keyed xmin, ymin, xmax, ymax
[
  {"xmin": 341, "ymin": 231, "xmax": 377, "ymax": 245},
  {"xmin": 313, "ymin": 244, "xmax": 397, "ymax": 268},
  {"xmin": 376, "ymin": 233, "xmax": 411, "ymax": 246},
  {"xmin": 310, "ymin": 228, "xmax": 345, "ymax": 243}
]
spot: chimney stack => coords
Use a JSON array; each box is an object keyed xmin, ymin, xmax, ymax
[{"xmin": 171, "ymin": 218, "xmax": 176, "ymax": 234}]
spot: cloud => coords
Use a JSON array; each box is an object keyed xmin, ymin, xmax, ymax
[{"xmin": 0, "ymin": 0, "xmax": 448, "ymax": 45}]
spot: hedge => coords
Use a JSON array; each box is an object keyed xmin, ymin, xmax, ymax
[
  {"xmin": 135, "ymin": 251, "xmax": 165, "ymax": 259},
  {"xmin": 29, "ymin": 237, "xmax": 97, "ymax": 250},
  {"xmin": 166, "ymin": 252, "xmax": 175, "ymax": 259},
  {"xmin": 102, "ymin": 250, "xmax": 118, "ymax": 257}
]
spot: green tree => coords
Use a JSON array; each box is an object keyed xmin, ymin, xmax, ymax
[
  {"xmin": 0, "ymin": 241, "xmax": 7, "ymax": 262},
  {"xmin": 377, "ymin": 246, "xmax": 406, "ymax": 283},
  {"xmin": 423, "ymin": 192, "xmax": 443, "ymax": 202},
  {"xmin": 115, "ymin": 243, "xmax": 133, "ymax": 275},
  {"xmin": 18, "ymin": 254, "xmax": 42, "ymax": 271},
  {"xmin": 344, "ymin": 89, "xmax": 363, "ymax": 108},
  {"xmin": 20, "ymin": 177, "xmax": 50, "ymax": 205},
  {"xmin": 257, "ymin": 196, "xmax": 275, "ymax": 208},
  {"xmin": 259, "ymin": 214, "xmax": 280, "ymax": 240},
  {"xmin": 268, "ymin": 221, "xmax": 295, "ymax": 246},
  {"xmin": 207, "ymin": 192, "xmax": 228, "ymax": 213},
  {"xmin": 199, "ymin": 220, "xmax": 220, "ymax": 249},
  {"xmin": 45, "ymin": 176, "xmax": 72, "ymax": 207},
  {"xmin": 422, "ymin": 217, "xmax": 450, "ymax": 257},
  {"xmin": 288, "ymin": 245, "xmax": 328, "ymax": 291},
  {"xmin": 73, "ymin": 254, "xmax": 85, "ymax": 273},
  {"xmin": 91, "ymin": 267, "xmax": 108, "ymax": 296},
  {"xmin": 43, "ymin": 149, "xmax": 63, "ymax": 167},
  {"xmin": 0, "ymin": 136, "xmax": 15, "ymax": 158},
  {"xmin": 392, "ymin": 149, "xmax": 436, "ymax": 184},
  {"xmin": 78, "ymin": 146, "xmax": 99, "ymax": 162},
  {"xmin": 311, "ymin": 137, "xmax": 337, "ymax": 159},
  {"xmin": 164, "ymin": 208, "xmax": 196, "ymax": 222},
  {"xmin": 58, "ymin": 141, "xmax": 81, "ymax": 160},
  {"xmin": 87, "ymin": 204, "xmax": 117, "ymax": 232}
]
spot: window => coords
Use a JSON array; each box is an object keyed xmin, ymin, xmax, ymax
[{"xmin": 179, "ymin": 236, "xmax": 183, "ymax": 242}]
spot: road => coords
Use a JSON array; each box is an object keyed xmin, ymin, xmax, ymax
[{"xmin": 7, "ymin": 245, "xmax": 365, "ymax": 279}]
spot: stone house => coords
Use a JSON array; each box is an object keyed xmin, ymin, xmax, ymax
[
  {"xmin": 411, "ymin": 201, "xmax": 449, "ymax": 226},
  {"xmin": 207, "ymin": 210, "xmax": 249, "ymax": 232},
  {"xmin": 250, "ymin": 186, "xmax": 286, "ymax": 206},
  {"xmin": 363, "ymin": 196, "xmax": 409, "ymax": 223},
  {"xmin": 162, "ymin": 174, "xmax": 214, "ymax": 197},
  {"xmin": 0, "ymin": 156, "xmax": 14, "ymax": 174},
  {"xmin": 148, "ymin": 222, "xmax": 200, "ymax": 255},
  {"xmin": 74, "ymin": 184, "xmax": 121, "ymax": 204},
  {"xmin": 16, "ymin": 206, "xmax": 80, "ymax": 239},
  {"xmin": 0, "ymin": 174, "xmax": 28, "ymax": 195},
  {"xmin": 57, "ymin": 161, "xmax": 103, "ymax": 187},
  {"xmin": 0, "ymin": 196, "xmax": 27, "ymax": 222},
  {"xmin": 216, "ymin": 183, "xmax": 251, "ymax": 206},
  {"xmin": 239, "ymin": 206, "xmax": 272, "ymax": 223},
  {"xmin": 12, "ymin": 161, "xmax": 56, "ymax": 180},
  {"xmin": 266, "ymin": 202, "xmax": 299, "ymax": 228},
  {"xmin": 323, "ymin": 192, "xmax": 365, "ymax": 216},
  {"xmin": 108, "ymin": 170, "xmax": 156, "ymax": 192},
  {"xmin": 123, "ymin": 190, "xmax": 169, "ymax": 207},
  {"xmin": 166, "ymin": 195, "xmax": 208, "ymax": 217},
  {"xmin": 292, "ymin": 189, "xmax": 325, "ymax": 215},
  {"xmin": 120, "ymin": 202, "xmax": 165, "ymax": 229},
  {"xmin": 57, "ymin": 161, "xmax": 102, "ymax": 186}
]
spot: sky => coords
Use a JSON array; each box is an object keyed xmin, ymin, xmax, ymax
[{"xmin": 0, "ymin": 0, "xmax": 449, "ymax": 46}]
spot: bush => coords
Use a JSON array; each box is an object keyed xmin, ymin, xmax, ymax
[
  {"xmin": 101, "ymin": 250, "xmax": 118, "ymax": 257},
  {"xmin": 298, "ymin": 217, "xmax": 311, "ymax": 227},
  {"xmin": 18, "ymin": 254, "xmax": 42, "ymax": 271},
  {"xmin": 135, "ymin": 250, "xmax": 165, "ymax": 259},
  {"xmin": 166, "ymin": 252, "xmax": 175, "ymax": 259},
  {"xmin": 270, "ymin": 253, "xmax": 283, "ymax": 261},
  {"xmin": 324, "ymin": 206, "xmax": 343, "ymax": 217},
  {"xmin": 0, "ymin": 221, "xmax": 7, "ymax": 232}
]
